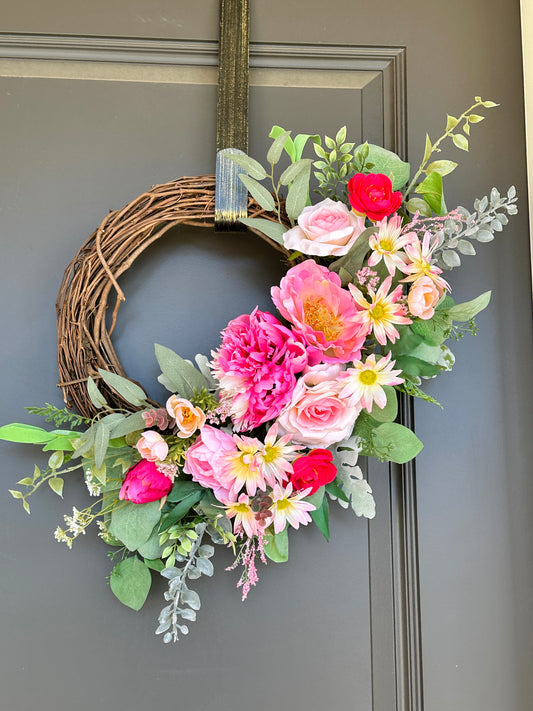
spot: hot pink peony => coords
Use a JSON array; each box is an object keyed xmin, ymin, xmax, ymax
[
  {"xmin": 211, "ymin": 307, "xmax": 308, "ymax": 431},
  {"xmin": 271, "ymin": 260, "xmax": 367, "ymax": 363},
  {"xmin": 277, "ymin": 363, "xmax": 361, "ymax": 447},
  {"xmin": 283, "ymin": 198, "xmax": 366, "ymax": 257},
  {"xmin": 183, "ymin": 425, "xmax": 236, "ymax": 502},
  {"xmin": 119, "ymin": 460, "xmax": 173, "ymax": 504}
]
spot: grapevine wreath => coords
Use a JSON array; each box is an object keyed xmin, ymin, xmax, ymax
[{"xmin": 0, "ymin": 100, "xmax": 517, "ymax": 643}]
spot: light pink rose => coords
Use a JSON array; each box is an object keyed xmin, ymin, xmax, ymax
[
  {"xmin": 407, "ymin": 276, "xmax": 442, "ymax": 320},
  {"xmin": 283, "ymin": 198, "xmax": 366, "ymax": 257},
  {"xmin": 183, "ymin": 425, "xmax": 236, "ymax": 502},
  {"xmin": 271, "ymin": 260, "xmax": 367, "ymax": 363},
  {"xmin": 135, "ymin": 430, "xmax": 169, "ymax": 462},
  {"xmin": 277, "ymin": 363, "xmax": 361, "ymax": 447}
]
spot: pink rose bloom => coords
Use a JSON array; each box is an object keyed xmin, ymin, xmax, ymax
[
  {"xmin": 271, "ymin": 260, "xmax": 367, "ymax": 363},
  {"xmin": 211, "ymin": 307, "xmax": 308, "ymax": 431},
  {"xmin": 183, "ymin": 425, "xmax": 236, "ymax": 502},
  {"xmin": 119, "ymin": 460, "xmax": 173, "ymax": 504},
  {"xmin": 135, "ymin": 430, "xmax": 169, "ymax": 462},
  {"xmin": 277, "ymin": 363, "xmax": 361, "ymax": 447},
  {"xmin": 283, "ymin": 198, "xmax": 366, "ymax": 257},
  {"xmin": 407, "ymin": 276, "xmax": 443, "ymax": 320}
]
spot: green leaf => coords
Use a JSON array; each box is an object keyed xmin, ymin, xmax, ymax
[
  {"xmin": 415, "ymin": 172, "xmax": 445, "ymax": 215},
  {"xmin": 48, "ymin": 477, "xmax": 64, "ymax": 497},
  {"xmin": 238, "ymin": 173, "xmax": 275, "ymax": 212},
  {"xmin": 264, "ymin": 528, "xmax": 289, "ymax": 563},
  {"xmin": 335, "ymin": 464, "xmax": 375, "ymax": 519},
  {"xmin": 325, "ymin": 479, "xmax": 349, "ymax": 503},
  {"xmin": 452, "ymin": 134, "xmax": 469, "ymax": 151},
  {"xmin": 42, "ymin": 433, "xmax": 78, "ymax": 452},
  {"xmin": 144, "ymin": 558, "xmax": 165, "ymax": 572},
  {"xmin": 137, "ymin": 526, "xmax": 165, "ymax": 560},
  {"xmin": 310, "ymin": 496, "xmax": 330, "ymax": 541},
  {"xmin": 410, "ymin": 312, "xmax": 452, "ymax": 346},
  {"xmin": 285, "ymin": 164, "xmax": 311, "ymax": 220},
  {"xmin": 225, "ymin": 153, "xmax": 267, "ymax": 180},
  {"xmin": 304, "ymin": 486, "xmax": 325, "ymax": 509},
  {"xmin": 422, "ymin": 133, "xmax": 433, "ymax": 164},
  {"xmin": 17, "ymin": 477, "xmax": 33, "ymax": 487},
  {"xmin": 426, "ymin": 160, "xmax": 458, "ymax": 177},
  {"xmin": 0, "ymin": 423, "xmax": 54, "ymax": 444},
  {"xmin": 97, "ymin": 369, "xmax": 148, "ymax": 407},
  {"xmin": 48, "ymin": 450, "xmax": 64, "ymax": 469},
  {"xmin": 269, "ymin": 125, "xmax": 295, "ymax": 161},
  {"xmin": 373, "ymin": 422, "xmax": 423, "ymax": 464},
  {"xmin": 279, "ymin": 158, "xmax": 313, "ymax": 186},
  {"xmin": 93, "ymin": 421, "xmax": 110, "ymax": 470},
  {"xmin": 447, "ymin": 291, "xmax": 491, "ymax": 322},
  {"xmin": 109, "ymin": 501, "xmax": 162, "ymax": 551},
  {"xmin": 9, "ymin": 489, "xmax": 23, "ymax": 499},
  {"xmin": 154, "ymin": 344, "xmax": 208, "ymax": 398},
  {"xmin": 330, "ymin": 226, "xmax": 376, "ymax": 281},
  {"xmin": 446, "ymin": 114, "xmax": 459, "ymax": 131},
  {"xmin": 293, "ymin": 133, "xmax": 320, "ymax": 161},
  {"xmin": 239, "ymin": 217, "xmax": 286, "ymax": 245},
  {"xmin": 481, "ymin": 100, "xmax": 499, "ymax": 108},
  {"xmin": 159, "ymin": 490, "xmax": 204, "ymax": 532},
  {"xmin": 365, "ymin": 144, "xmax": 410, "ymax": 190},
  {"xmin": 267, "ymin": 130, "xmax": 291, "ymax": 165},
  {"xmin": 405, "ymin": 198, "xmax": 432, "ymax": 217},
  {"xmin": 369, "ymin": 385, "xmax": 398, "ymax": 423},
  {"xmin": 389, "ymin": 326, "xmax": 425, "ymax": 355},
  {"xmin": 109, "ymin": 411, "xmax": 147, "ymax": 438},
  {"xmin": 394, "ymin": 355, "xmax": 441, "ymax": 378},
  {"xmin": 110, "ymin": 556, "xmax": 152, "ymax": 611},
  {"xmin": 87, "ymin": 377, "xmax": 108, "ymax": 409},
  {"xmin": 166, "ymin": 480, "xmax": 204, "ymax": 503}
]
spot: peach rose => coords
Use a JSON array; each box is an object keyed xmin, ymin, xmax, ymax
[
  {"xmin": 407, "ymin": 276, "xmax": 442, "ymax": 320},
  {"xmin": 166, "ymin": 396, "xmax": 206, "ymax": 439},
  {"xmin": 135, "ymin": 430, "xmax": 169, "ymax": 462},
  {"xmin": 277, "ymin": 363, "xmax": 361, "ymax": 447},
  {"xmin": 283, "ymin": 198, "xmax": 366, "ymax": 257}
]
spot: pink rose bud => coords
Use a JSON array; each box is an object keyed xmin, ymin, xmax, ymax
[
  {"xmin": 407, "ymin": 276, "xmax": 442, "ymax": 320},
  {"xmin": 119, "ymin": 460, "xmax": 173, "ymax": 504},
  {"xmin": 135, "ymin": 430, "xmax": 169, "ymax": 462},
  {"xmin": 166, "ymin": 396, "xmax": 206, "ymax": 439}
]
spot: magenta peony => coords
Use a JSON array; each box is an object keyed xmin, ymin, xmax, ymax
[
  {"xmin": 119, "ymin": 460, "xmax": 173, "ymax": 504},
  {"xmin": 271, "ymin": 260, "xmax": 367, "ymax": 363},
  {"xmin": 211, "ymin": 307, "xmax": 308, "ymax": 431}
]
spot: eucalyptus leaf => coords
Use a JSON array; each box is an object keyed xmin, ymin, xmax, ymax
[
  {"xmin": 225, "ymin": 153, "xmax": 267, "ymax": 180},
  {"xmin": 368, "ymin": 385, "xmax": 398, "ymax": 423},
  {"xmin": 269, "ymin": 125, "xmax": 295, "ymax": 161},
  {"xmin": 110, "ymin": 411, "xmax": 147, "ymax": 438},
  {"xmin": 285, "ymin": 164, "xmax": 311, "ymax": 220},
  {"xmin": 98, "ymin": 369, "xmax": 148, "ymax": 407},
  {"xmin": 137, "ymin": 526, "xmax": 166, "ymax": 560},
  {"xmin": 264, "ymin": 528, "xmax": 289, "ymax": 563},
  {"xmin": 109, "ymin": 501, "xmax": 162, "ymax": 551},
  {"xmin": 155, "ymin": 344, "xmax": 208, "ymax": 398},
  {"xmin": 279, "ymin": 158, "xmax": 313, "ymax": 186},
  {"xmin": 394, "ymin": 355, "xmax": 441, "ymax": 378},
  {"xmin": 87, "ymin": 377, "xmax": 108, "ymax": 409},
  {"xmin": 93, "ymin": 420, "xmax": 110, "ymax": 470},
  {"xmin": 110, "ymin": 556, "xmax": 152, "ymax": 611},
  {"xmin": 373, "ymin": 422, "xmax": 423, "ymax": 464},
  {"xmin": 267, "ymin": 130, "xmax": 291, "ymax": 165},
  {"xmin": 239, "ymin": 217, "xmax": 286, "ymax": 245},
  {"xmin": 447, "ymin": 291, "xmax": 491, "ymax": 322},
  {"xmin": 365, "ymin": 144, "xmax": 410, "ymax": 190}
]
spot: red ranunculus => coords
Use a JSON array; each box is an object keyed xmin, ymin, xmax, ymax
[
  {"xmin": 290, "ymin": 449, "xmax": 337, "ymax": 495},
  {"xmin": 347, "ymin": 172, "xmax": 402, "ymax": 222},
  {"xmin": 119, "ymin": 460, "xmax": 173, "ymax": 504}
]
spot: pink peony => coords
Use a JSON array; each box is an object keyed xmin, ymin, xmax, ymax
[
  {"xmin": 277, "ymin": 363, "xmax": 361, "ymax": 447},
  {"xmin": 283, "ymin": 198, "xmax": 366, "ymax": 257},
  {"xmin": 183, "ymin": 425, "xmax": 236, "ymax": 502},
  {"xmin": 407, "ymin": 276, "xmax": 442, "ymax": 320},
  {"xmin": 119, "ymin": 460, "xmax": 173, "ymax": 504},
  {"xmin": 211, "ymin": 308, "xmax": 308, "ymax": 431},
  {"xmin": 271, "ymin": 260, "xmax": 367, "ymax": 363},
  {"xmin": 166, "ymin": 395, "xmax": 206, "ymax": 438},
  {"xmin": 135, "ymin": 430, "xmax": 169, "ymax": 462}
]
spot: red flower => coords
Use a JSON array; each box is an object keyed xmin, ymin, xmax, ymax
[
  {"xmin": 119, "ymin": 460, "xmax": 173, "ymax": 504},
  {"xmin": 347, "ymin": 173, "xmax": 402, "ymax": 222},
  {"xmin": 290, "ymin": 449, "xmax": 337, "ymax": 495}
]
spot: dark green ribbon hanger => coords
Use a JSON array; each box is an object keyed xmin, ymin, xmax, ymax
[{"xmin": 215, "ymin": 0, "xmax": 250, "ymax": 230}]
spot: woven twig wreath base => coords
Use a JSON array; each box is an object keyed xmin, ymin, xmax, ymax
[{"xmin": 57, "ymin": 175, "xmax": 291, "ymax": 418}]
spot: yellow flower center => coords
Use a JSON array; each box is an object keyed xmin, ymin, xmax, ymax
[
  {"xmin": 275, "ymin": 498, "xmax": 291, "ymax": 511},
  {"xmin": 262, "ymin": 444, "xmax": 279, "ymax": 464},
  {"xmin": 303, "ymin": 297, "xmax": 343, "ymax": 341},
  {"xmin": 371, "ymin": 303, "xmax": 385, "ymax": 321},
  {"xmin": 181, "ymin": 407, "xmax": 193, "ymax": 423},
  {"xmin": 379, "ymin": 237, "xmax": 394, "ymax": 252},
  {"xmin": 233, "ymin": 503, "xmax": 250, "ymax": 514},
  {"xmin": 359, "ymin": 370, "xmax": 378, "ymax": 385}
]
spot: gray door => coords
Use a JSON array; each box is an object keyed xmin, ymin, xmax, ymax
[{"xmin": 0, "ymin": 3, "xmax": 531, "ymax": 711}]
